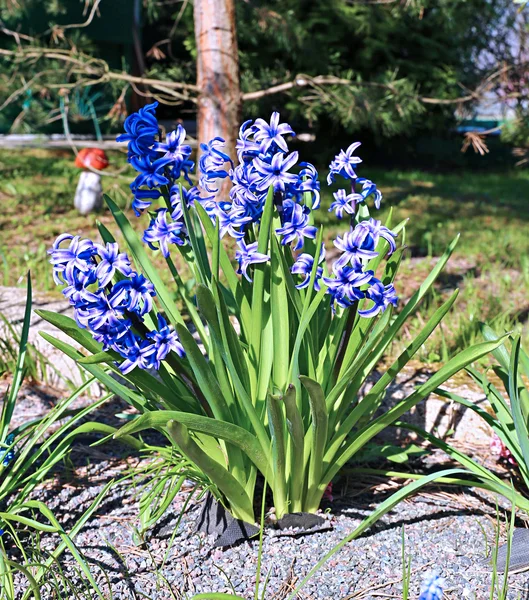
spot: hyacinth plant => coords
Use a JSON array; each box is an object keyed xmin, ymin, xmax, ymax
[{"xmin": 38, "ymin": 103, "xmax": 506, "ymax": 523}]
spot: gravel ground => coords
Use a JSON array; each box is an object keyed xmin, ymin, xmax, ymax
[
  {"xmin": 8, "ymin": 443, "xmax": 527, "ymax": 600},
  {"xmin": 3, "ymin": 377, "xmax": 528, "ymax": 600}
]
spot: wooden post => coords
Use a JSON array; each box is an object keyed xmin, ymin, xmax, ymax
[{"xmin": 194, "ymin": 0, "xmax": 241, "ymax": 164}]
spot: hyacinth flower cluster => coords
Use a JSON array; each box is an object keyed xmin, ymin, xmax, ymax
[
  {"xmin": 48, "ymin": 235, "xmax": 184, "ymax": 374},
  {"xmin": 111, "ymin": 102, "xmax": 398, "ymax": 316},
  {"xmin": 198, "ymin": 114, "xmax": 397, "ymax": 313}
]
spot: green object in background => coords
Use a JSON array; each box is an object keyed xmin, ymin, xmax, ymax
[{"xmin": 20, "ymin": 0, "xmax": 136, "ymax": 51}]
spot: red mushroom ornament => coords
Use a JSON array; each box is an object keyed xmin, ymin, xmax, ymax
[{"xmin": 73, "ymin": 148, "xmax": 109, "ymax": 215}]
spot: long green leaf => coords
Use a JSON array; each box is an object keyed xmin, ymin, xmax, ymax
[
  {"xmin": 167, "ymin": 421, "xmax": 255, "ymax": 523},
  {"xmin": 176, "ymin": 324, "xmax": 231, "ymax": 421},
  {"xmin": 26, "ymin": 481, "xmax": 113, "ymax": 600},
  {"xmin": 283, "ymin": 385, "xmax": 304, "ymax": 512},
  {"xmin": 38, "ymin": 310, "xmax": 197, "ymax": 411},
  {"xmin": 508, "ymin": 336, "xmax": 529, "ymax": 469},
  {"xmin": 394, "ymin": 422, "xmax": 529, "ymax": 511},
  {"xmin": 270, "ymin": 235, "xmax": 290, "ymax": 390},
  {"xmin": 267, "ymin": 394, "xmax": 287, "ymax": 516},
  {"xmin": 196, "ymin": 284, "xmax": 249, "ymax": 406},
  {"xmin": 194, "ymin": 201, "xmax": 252, "ymax": 341},
  {"xmin": 38, "ymin": 332, "xmax": 154, "ymax": 412},
  {"xmin": 300, "ymin": 376, "xmax": 328, "ymax": 511},
  {"xmin": 115, "ymin": 411, "xmax": 272, "ymax": 480},
  {"xmin": 481, "ymin": 324, "xmax": 511, "ymax": 370},
  {"xmin": 1, "ymin": 273, "xmax": 31, "ymax": 440},
  {"xmin": 350, "ymin": 289, "xmax": 459, "ymax": 427},
  {"xmin": 186, "ymin": 290, "xmax": 271, "ymax": 454},
  {"xmin": 24, "ymin": 500, "xmax": 105, "ymax": 598},
  {"xmin": 334, "ymin": 235, "xmax": 460, "ymax": 391},
  {"xmin": 250, "ymin": 187, "xmax": 274, "ymax": 372},
  {"xmin": 211, "ymin": 279, "xmax": 252, "ymax": 395},
  {"xmin": 35, "ymin": 309, "xmax": 102, "ymax": 354},
  {"xmin": 434, "ymin": 387, "xmax": 527, "ymax": 482},
  {"xmin": 322, "ymin": 335, "xmax": 508, "ymax": 491},
  {"xmin": 179, "ymin": 184, "xmax": 211, "ymax": 284}
]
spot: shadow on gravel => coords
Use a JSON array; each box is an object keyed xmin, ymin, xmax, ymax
[{"xmin": 330, "ymin": 476, "xmax": 513, "ymax": 536}]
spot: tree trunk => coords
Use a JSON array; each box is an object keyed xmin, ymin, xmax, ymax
[{"xmin": 194, "ymin": 0, "xmax": 241, "ymax": 162}]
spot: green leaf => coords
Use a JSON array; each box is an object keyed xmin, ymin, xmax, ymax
[
  {"xmin": 508, "ymin": 336, "xmax": 529, "ymax": 470},
  {"xmin": 77, "ymin": 351, "xmax": 116, "ymax": 365},
  {"xmin": 288, "ymin": 227, "xmax": 324, "ymax": 383},
  {"xmin": 300, "ymin": 376, "xmax": 328, "ymax": 511},
  {"xmin": 481, "ymin": 324, "xmax": 511, "ymax": 370},
  {"xmin": 180, "ymin": 184, "xmax": 211, "ymax": 284},
  {"xmin": 167, "ymin": 421, "xmax": 255, "ymax": 523},
  {"xmin": 325, "ymin": 308, "xmax": 392, "ymax": 419},
  {"xmin": 212, "ymin": 279, "xmax": 252, "ymax": 394},
  {"xmin": 434, "ymin": 387, "xmax": 527, "ymax": 481},
  {"xmin": 96, "ymin": 220, "xmax": 116, "ymax": 245},
  {"xmin": 369, "ymin": 234, "xmax": 460, "ymax": 359},
  {"xmin": 38, "ymin": 332, "xmax": 152, "ymax": 412},
  {"xmin": 328, "ymin": 287, "xmax": 459, "ymax": 442},
  {"xmin": 175, "ymin": 324, "xmax": 231, "ymax": 421},
  {"xmin": 190, "ymin": 288, "xmax": 271, "ymax": 454},
  {"xmin": 288, "ymin": 286, "xmax": 328, "ymax": 386},
  {"xmin": 35, "ymin": 309, "xmax": 102, "ymax": 354},
  {"xmin": 25, "ymin": 481, "xmax": 114, "ymax": 600},
  {"xmin": 323, "ymin": 335, "xmax": 509, "ymax": 490},
  {"xmin": 266, "ymin": 394, "xmax": 287, "ymax": 517},
  {"xmin": 395, "ymin": 422, "xmax": 529, "ymax": 511},
  {"xmin": 277, "ymin": 242, "xmax": 304, "ymax": 319},
  {"xmin": 165, "ymin": 254, "xmax": 209, "ymax": 351},
  {"xmin": 357, "ymin": 442, "xmax": 427, "ymax": 464},
  {"xmin": 38, "ymin": 321, "xmax": 197, "ymax": 413},
  {"xmin": 20, "ymin": 500, "xmax": 106, "ymax": 598},
  {"xmin": 196, "ymin": 283, "xmax": 250, "ymax": 403},
  {"xmin": 1, "ymin": 273, "xmax": 31, "ymax": 440},
  {"xmin": 466, "ymin": 367, "xmax": 514, "ymax": 433},
  {"xmin": 282, "ymin": 384, "xmax": 304, "ymax": 512},
  {"xmin": 355, "ymin": 289, "xmax": 459, "ymax": 425},
  {"xmin": 250, "ymin": 187, "xmax": 274, "ymax": 371},
  {"xmin": 287, "ymin": 468, "xmax": 474, "ymax": 600},
  {"xmin": 194, "ymin": 201, "xmax": 252, "ymax": 340},
  {"xmin": 0, "ymin": 512, "xmax": 58, "ymax": 532},
  {"xmin": 114, "ymin": 411, "xmax": 272, "ymax": 481},
  {"xmin": 270, "ymin": 235, "xmax": 290, "ymax": 391}
]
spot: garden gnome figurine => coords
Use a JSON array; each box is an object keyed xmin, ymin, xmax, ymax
[{"xmin": 73, "ymin": 148, "xmax": 109, "ymax": 215}]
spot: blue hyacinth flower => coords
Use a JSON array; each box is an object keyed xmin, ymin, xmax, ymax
[
  {"xmin": 235, "ymin": 240, "xmax": 270, "ymax": 282},
  {"xmin": 327, "ymin": 141, "xmax": 362, "ymax": 184},
  {"xmin": 252, "ymin": 111, "xmax": 294, "ymax": 154},
  {"xmin": 418, "ymin": 572, "xmax": 445, "ymax": 600}
]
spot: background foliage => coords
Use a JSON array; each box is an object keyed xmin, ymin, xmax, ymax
[{"xmin": 0, "ymin": 0, "xmax": 521, "ymax": 148}]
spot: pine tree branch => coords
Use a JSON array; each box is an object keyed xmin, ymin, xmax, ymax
[{"xmin": 241, "ymin": 72, "xmax": 500, "ymax": 106}]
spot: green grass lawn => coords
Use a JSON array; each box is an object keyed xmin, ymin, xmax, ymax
[{"xmin": 2, "ymin": 148, "xmax": 529, "ymax": 361}]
